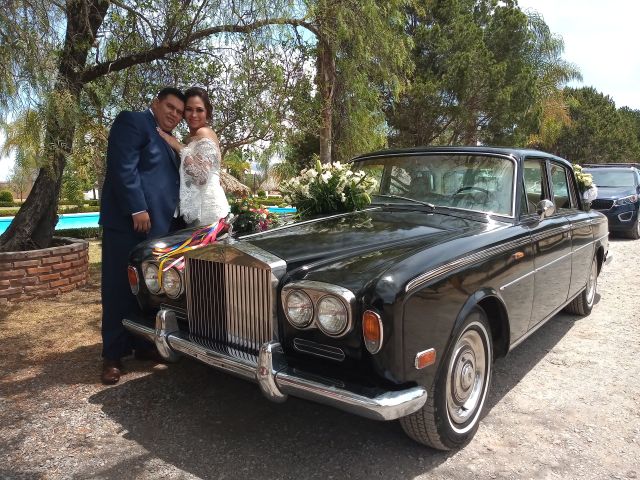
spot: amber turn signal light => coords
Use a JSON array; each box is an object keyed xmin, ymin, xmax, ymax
[
  {"xmin": 127, "ymin": 266, "xmax": 139, "ymax": 295},
  {"xmin": 414, "ymin": 348, "xmax": 436, "ymax": 369},
  {"xmin": 362, "ymin": 310, "xmax": 383, "ymax": 354}
]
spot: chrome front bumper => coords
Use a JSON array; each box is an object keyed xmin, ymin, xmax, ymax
[{"xmin": 123, "ymin": 309, "xmax": 427, "ymax": 421}]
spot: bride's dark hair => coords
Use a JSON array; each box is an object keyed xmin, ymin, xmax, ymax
[{"xmin": 184, "ymin": 87, "xmax": 213, "ymax": 122}]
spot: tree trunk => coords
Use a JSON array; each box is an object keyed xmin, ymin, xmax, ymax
[
  {"xmin": 0, "ymin": 0, "xmax": 109, "ymax": 252},
  {"xmin": 316, "ymin": 37, "xmax": 335, "ymax": 165}
]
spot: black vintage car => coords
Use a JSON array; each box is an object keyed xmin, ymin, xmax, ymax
[
  {"xmin": 124, "ymin": 147, "xmax": 609, "ymax": 450},
  {"xmin": 582, "ymin": 164, "xmax": 640, "ymax": 239}
]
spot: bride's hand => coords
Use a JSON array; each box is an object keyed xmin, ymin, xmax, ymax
[{"xmin": 156, "ymin": 127, "xmax": 183, "ymax": 152}]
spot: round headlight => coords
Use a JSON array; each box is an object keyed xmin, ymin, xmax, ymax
[
  {"xmin": 161, "ymin": 267, "xmax": 183, "ymax": 298},
  {"xmin": 317, "ymin": 295, "xmax": 348, "ymax": 336},
  {"xmin": 285, "ymin": 290, "xmax": 313, "ymax": 328},
  {"xmin": 142, "ymin": 262, "xmax": 161, "ymax": 294}
]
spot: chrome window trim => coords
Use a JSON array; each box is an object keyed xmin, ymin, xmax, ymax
[{"xmin": 352, "ymin": 151, "xmax": 519, "ymax": 219}]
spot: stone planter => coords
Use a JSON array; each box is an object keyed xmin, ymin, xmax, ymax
[{"xmin": 0, "ymin": 236, "xmax": 89, "ymax": 304}]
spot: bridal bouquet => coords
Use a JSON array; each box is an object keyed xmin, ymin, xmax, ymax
[
  {"xmin": 229, "ymin": 197, "xmax": 280, "ymax": 234},
  {"xmin": 281, "ymin": 159, "xmax": 377, "ymax": 218}
]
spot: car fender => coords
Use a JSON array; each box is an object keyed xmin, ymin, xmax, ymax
[{"xmin": 432, "ymin": 288, "xmax": 510, "ymax": 383}]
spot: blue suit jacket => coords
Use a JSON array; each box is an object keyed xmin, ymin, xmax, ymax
[{"xmin": 99, "ymin": 110, "xmax": 180, "ymax": 238}]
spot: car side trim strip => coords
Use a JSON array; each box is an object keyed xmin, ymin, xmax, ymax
[
  {"xmin": 415, "ymin": 230, "xmax": 605, "ymax": 294},
  {"xmin": 406, "ymin": 236, "xmax": 531, "ymax": 292}
]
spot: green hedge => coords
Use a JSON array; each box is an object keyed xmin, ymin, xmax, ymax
[
  {"xmin": 0, "ymin": 208, "xmax": 19, "ymax": 217},
  {"xmin": 0, "ymin": 201, "xmax": 18, "ymax": 207},
  {"xmin": 56, "ymin": 226, "xmax": 102, "ymax": 239},
  {"xmin": 62, "ymin": 206, "xmax": 100, "ymax": 214},
  {"xmin": 251, "ymin": 197, "xmax": 285, "ymax": 207},
  {"xmin": 0, "ymin": 206, "xmax": 100, "ymax": 217},
  {"xmin": 58, "ymin": 199, "xmax": 100, "ymax": 207}
]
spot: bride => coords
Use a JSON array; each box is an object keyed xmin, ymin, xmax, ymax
[{"xmin": 157, "ymin": 86, "xmax": 230, "ymax": 227}]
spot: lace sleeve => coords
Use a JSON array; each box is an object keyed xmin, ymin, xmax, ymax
[{"xmin": 180, "ymin": 139, "xmax": 221, "ymax": 186}]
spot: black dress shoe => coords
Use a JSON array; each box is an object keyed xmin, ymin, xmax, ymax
[
  {"xmin": 134, "ymin": 348, "xmax": 166, "ymax": 364},
  {"xmin": 101, "ymin": 359, "xmax": 124, "ymax": 385}
]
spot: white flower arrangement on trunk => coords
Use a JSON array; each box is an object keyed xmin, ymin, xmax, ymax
[
  {"xmin": 281, "ymin": 158, "xmax": 378, "ymax": 218},
  {"xmin": 573, "ymin": 164, "xmax": 598, "ymax": 202}
]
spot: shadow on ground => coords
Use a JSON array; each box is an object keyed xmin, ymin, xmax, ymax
[{"xmin": 87, "ymin": 305, "xmax": 588, "ymax": 479}]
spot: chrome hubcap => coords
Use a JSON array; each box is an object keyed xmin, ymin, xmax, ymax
[
  {"xmin": 446, "ymin": 327, "xmax": 487, "ymax": 428},
  {"xmin": 585, "ymin": 260, "xmax": 597, "ymax": 305}
]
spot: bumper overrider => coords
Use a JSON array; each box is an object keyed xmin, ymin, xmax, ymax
[{"xmin": 123, "ymin": 309, "xmax": 427, "ymax": 421}]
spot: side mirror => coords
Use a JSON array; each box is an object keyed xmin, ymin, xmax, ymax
[{"xmin": 536, "ymin": 199, "xmax": 555, "ymax": 219}]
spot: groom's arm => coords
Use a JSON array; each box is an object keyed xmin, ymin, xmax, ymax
[{"xmin": 106, "ymin": 111, "xmax": 149, "ymax": 219}]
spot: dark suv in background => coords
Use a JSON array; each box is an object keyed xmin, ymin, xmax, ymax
[{"xmin": 583, "ymin": 163, "xmax": 640, "ymax": 239}]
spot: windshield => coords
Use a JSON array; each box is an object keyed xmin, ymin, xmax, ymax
[
  {"xmin": 354, "ymin": 153, "xmax": 516, "ymax": 216},
  {"xmin": 584, "ymin": 169, "xmax": 637, "ymax": 188}
]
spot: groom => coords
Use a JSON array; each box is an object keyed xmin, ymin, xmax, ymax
[{"xmin": 99, "ymin": 87, "xmax": 186, "ymax": 385}]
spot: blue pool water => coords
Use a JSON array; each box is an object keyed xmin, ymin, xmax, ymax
[{"xmin": 0, "ymin": 207, "xmax": 297, "ymax": 235}]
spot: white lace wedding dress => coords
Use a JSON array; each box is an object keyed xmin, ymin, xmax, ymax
[{"xmin": 179, "ymin": 137, "xmax": 230, "ymax": 226}]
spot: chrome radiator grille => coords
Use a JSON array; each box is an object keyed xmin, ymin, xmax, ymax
[{"xmin": 185, "ymin": 255, "xmax": 274, "ymax": 357}]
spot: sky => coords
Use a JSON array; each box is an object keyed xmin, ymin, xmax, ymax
[
  {"xmin": 517, "ymin": 0, "xmax": 640, "ymax": 110},
  {"xmin": 1, "ymin": 1, "xmax": 639, "ymax": 181}
]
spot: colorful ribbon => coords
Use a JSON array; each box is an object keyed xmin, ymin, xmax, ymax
[{"xmin": 153, "ymin": 217, "xmax": 230, "ymax": 284}]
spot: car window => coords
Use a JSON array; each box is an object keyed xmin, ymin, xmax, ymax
[
  {"xmin": 523, "ymin": 159, "xmax": 547, "ymax": 214},
  {"xmin": 549, "ymin": 162, "xmax": 575, "ymax": 211},
  {"xmin": 584, "ymin": 169, "xmax": 638, "ymax": 187},
  {"xmin": 357, "ymin": 153, "xmax": 516, "ymax": 216}
]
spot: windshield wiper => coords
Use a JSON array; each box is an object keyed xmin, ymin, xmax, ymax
[{"xmin": 374, "ymin": 194, "xmax": 436, "ymax": 210}]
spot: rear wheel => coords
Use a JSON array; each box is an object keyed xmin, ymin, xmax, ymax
[
  {"xmin": 400, "ymin": 306, "xmax": 493, "ymax": 450},
  {"xmin": 564, "ymin": 256, "xmax": 598, "ymax": 315}
]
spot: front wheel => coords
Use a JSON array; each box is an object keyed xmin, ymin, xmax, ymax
[{"xmin": 400, "ymin": 307, "xmax": 493, "ymax": 450}]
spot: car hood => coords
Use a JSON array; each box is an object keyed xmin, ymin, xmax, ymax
[
  {"xmin": 596, "ymin": 186, "xmax": 637, "ymax": 199},
  {"xmin": 243, "ymin": 208, "xmax": 505, "ymax": 291}
]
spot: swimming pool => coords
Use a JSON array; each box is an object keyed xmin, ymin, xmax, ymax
[{"xmin": 0, "ymin": 207, "xmax": 297, "ymax": 235}]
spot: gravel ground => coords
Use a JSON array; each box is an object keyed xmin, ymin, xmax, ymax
[{"xmin": 1, "ymin": 237, "xmax": 639, "ymax": 480}]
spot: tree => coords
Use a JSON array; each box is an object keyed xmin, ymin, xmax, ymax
[
  {"xmin": 305, "ymin": 0, "xmax": 413, "ymax": 163},
  {"xmin": 551, "ymin": 87, "xmax": 640, "ymax": 163},
  {"xmin": 618, "ymin": 107, "xmax": 640, "ymax": 153},
  {"xmin": 523, "ymin": 11, "xmax": 581, "ymax": 150},
  {"xmin": 8, "ymin": 159, "xmax": 37, "ymax": 202},
  {"xmin": 2, "ymin": 0, "xmax": 415, "ymax": 251},
  {"xmin": 386, "ymin": 0, "xmax": 577, "ymax": 148},
  {"xmin": 0, "ymin": 0, "xmax": 316, "ymax": 252},
  {"xmin": 1, "ymin": 110, "xmax": 43, "ymax": 201}
]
